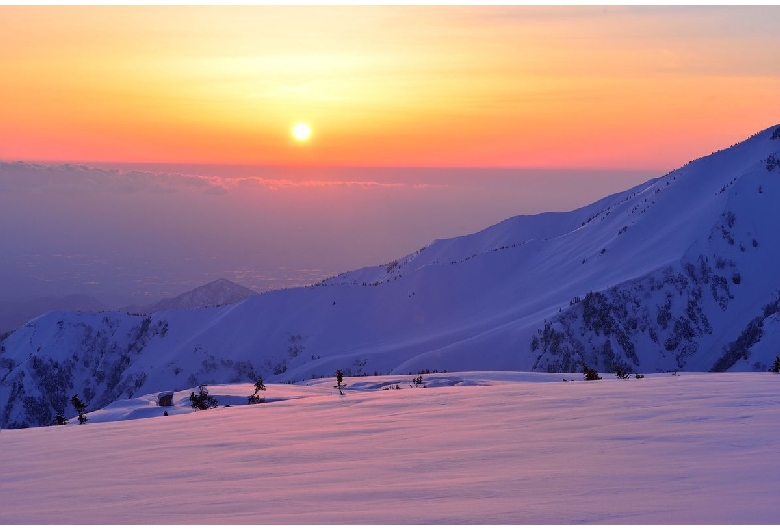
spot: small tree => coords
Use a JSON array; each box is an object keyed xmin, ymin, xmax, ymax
[
  {"xmin": 335, "ymin": 369, "xmax": 345, "ymax": 395},
  {"xmin": 770, "ymin": 356, "xmax": 780, "ymax": 373},
  {"xmin": 54, "ymin": 413, "xmax": 68, "ymax": 426},
  {"xmin": 583, "ymin": 365, "xmax": 602, "ymax": 381},
  {"xmin": 247, "ymin": 376, "xmax": 267, "ymax": 404},
  {"xmin": 71, "ymin": 394, "xmax": 88, "ymax": 425},
  {"xmin": 614, "ymin": 365, "xmax": 630, "ymax": 379},
  {"xmin": 189, "ymin": 384, "xmax": 219, "ymax": 410}
]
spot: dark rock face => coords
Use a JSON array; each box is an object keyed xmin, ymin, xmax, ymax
[{"xmin": 157, "ymin": 392, "xmax": 174, "ymax": 407}]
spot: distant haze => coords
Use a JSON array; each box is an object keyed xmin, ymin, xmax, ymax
[
  {"xmin": 3, "ymin": 5, "xmax": 778, "ymax": 311},
  {"xmin": 1, "ymin": 162, "xmax": 658, "ymax": 307}
]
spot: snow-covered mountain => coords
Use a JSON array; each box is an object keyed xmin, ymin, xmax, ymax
[
  {"xmin": 126, "ymin": 278, "xmax": 258, "ymax": 314},
  {"xmin": 2, "ymin": 124, "xmax": 780, "ymax": 428}
]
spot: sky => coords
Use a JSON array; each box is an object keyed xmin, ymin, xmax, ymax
[
  {"xmin": 1, "ymin": 5, "xmax": 780, "ymax": 310},
  {"xmin": 2, "ymin": 5, "xmax": 780, "ymax": 168}
]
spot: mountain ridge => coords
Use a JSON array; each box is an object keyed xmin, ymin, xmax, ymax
[
  {"xmin": 2, "ymin": 123, "xmax": 779, "ymax": 428},
  {"xmin": 0, "ymin": 294, "xmax": 108, "ymax": 335},
  {"xmin": 127, "ymin": 278, "xmax": 258, "ymax": 314}
]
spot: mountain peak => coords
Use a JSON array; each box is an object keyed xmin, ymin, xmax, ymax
[{"xmin": 143, "ymin": 279, "xmax": 257, "ymax": 313}]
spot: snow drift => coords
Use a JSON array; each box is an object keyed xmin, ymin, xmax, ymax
[{"xmin": 1, "ymin": 372, "xmax": 778, "ymax": 524}]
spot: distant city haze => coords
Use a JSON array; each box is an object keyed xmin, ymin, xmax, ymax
[
  {"xmin": 2, "ymin": 5, "xmax": 779, "ymax": 313},
  {"xmin": 1, "ymin": 163, "xmax": 658, "ymax": 307}
]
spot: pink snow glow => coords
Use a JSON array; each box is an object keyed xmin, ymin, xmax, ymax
[{"xmin": 1, "ymin": 372, "xmax": 778, "ymax": 524}]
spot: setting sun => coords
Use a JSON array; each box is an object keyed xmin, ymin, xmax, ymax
[{"xmin": 292, "ymin": 123, "xmax": 312, "ymax": 142}]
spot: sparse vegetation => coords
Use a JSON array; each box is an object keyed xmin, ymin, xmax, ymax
[
  {"xmin": 71, "ymin": 394, "xmax": 88, "ymax": 425},
  {"xmin": 583, "ymin": 365, "xmax": 602, "ymax": 381},
  {"xmin": 614, "ymin": 366, "xmax": 630, "ymax": 379},
  {"xmin": 247, "ymin": 376, "xmax": 267, "ymax": 404},
  {"xmin": 766, "ymin": 153, "xmax": 779, "ymax": 172},
  {"xmin": 189, "ymin": 384, "xmax": 219, "ymax": 410},
  {"xmin": 287, "ymin": 334, "xmax": 304, "ymax": 359},
  {"xmin": 273, "ymin": 360, "xmax": 287, "ymax": 375},
  {"xmin": 335, "ymin": 369, "xmax": 345, "ymax": 395},
  {"xmin": 712, "ymin": 316, "xmax": 764, "ymax": 372},
  {"xmin": 770, "ymin": 356, "xmax": 780, "ymax": 374}
]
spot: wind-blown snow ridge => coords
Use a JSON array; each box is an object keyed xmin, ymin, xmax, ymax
[{"xmin": 1, "ymin": 124, "xmax": 780, "ymax": 428}]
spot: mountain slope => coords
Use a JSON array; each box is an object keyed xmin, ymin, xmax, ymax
[
  {"xmin": 138, "ymin": 278, "xmax": 257, "ymax": 313},
  {"xmin": 2, "ymin": 124, "xmax": 780, "ymax": 428}
]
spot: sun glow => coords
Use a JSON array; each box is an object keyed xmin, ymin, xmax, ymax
[
  {"xmin": 292, "ymin": 123, "xmax": 312, "ymax": 142},
  {"xmin": 1, "ymin": 7, "xmax": 778, "ymax": 167}
]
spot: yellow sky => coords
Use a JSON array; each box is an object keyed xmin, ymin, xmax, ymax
[{"xmin": 2, "ymin": 6, "xmax": 779, "ymax": 168}]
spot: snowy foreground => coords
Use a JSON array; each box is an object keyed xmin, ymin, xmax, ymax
[{"xmin": 1, "ymin": 372, "xmax": 778, "ymax": 524}]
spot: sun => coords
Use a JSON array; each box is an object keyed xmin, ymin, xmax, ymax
[{"xmin": 292, "ymin": 123, "xmax": 312, "ymax": 142}]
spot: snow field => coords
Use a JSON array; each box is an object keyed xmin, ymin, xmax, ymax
[{"xmin": 1, "ymin": 372, "xmax": 778, "ymax": 524}]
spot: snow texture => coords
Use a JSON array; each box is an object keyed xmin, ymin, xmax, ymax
[{"xmin": 0, "ymin": 372, "xmax": 778, "ymax": 524}]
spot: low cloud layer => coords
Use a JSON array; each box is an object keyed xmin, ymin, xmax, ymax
[
  {"xmin": 0, "ymin": 162, "xmax": 443, "ymax": 196},
  {"xmin": 1, "ymin": 162, "xmax": 228, "ymax": 195}
]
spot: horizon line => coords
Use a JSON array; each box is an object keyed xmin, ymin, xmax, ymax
[{"xmin": 0, "ymin": 158, "xmax": 669, "ymax": 174}]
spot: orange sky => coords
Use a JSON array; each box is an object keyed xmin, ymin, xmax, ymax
[{"xmin": 2, "ymin": 6, "xmax": 779, "ymax": 169}]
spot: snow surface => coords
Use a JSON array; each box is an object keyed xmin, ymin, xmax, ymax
[{"xmin": 0, "ymin": 372, "xmax": 778, "ymax": 524}]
